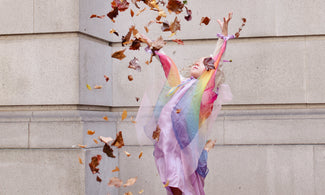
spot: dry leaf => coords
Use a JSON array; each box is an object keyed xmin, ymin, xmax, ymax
[
  {"xmin": 86, "ymin": 84, "xmax": 92, "ymax": 90},
  {"xmin": 176, "ymin": 109, "xmax": 181, "ymax": 113},
  {"xmin": 138, "ymin": 189, "xmax": 144, "ymax": 194},
  {"xmin": 112, "ymin": 166, "xmax": 120, "ymax": 172},
  {"xmin": 111, "ymin": 49, "xmax": 126, "ymax": 60},
  {"xmin": 167, "ymin": 0, "xmax": 184, "ymax": 14},
  {"xmin": 93, "ymin": 139, "xmax": 99, "ymax": 144},
  {"xmin": 104, "ymin": 75, "xmax": 110, "ymax": 82},
  {"xmin": 135, "ymin": 97, "xmax": 140, "ymax": 102},
  {"xmin": 103, "ymin": 116, "xmax": 109, "ymax": 121},
  {"xmin": 78, "ymin": 157, "xmax": 83, "ymax": 164},
  {"xmin": 87, "ymin": 130, "xmax": 95, "ymax": 135},
  {"xmin": 152, "ymin": 125, "xmax": 161, "ymax": 142},
  {"xmin": 97, "ymin": 176, "xmax": 102, "ymax": 183},
  {"xmin": 170, "ymin": 17, "xmax": 181, "ymax": 34},
  {"xmin": 110, "ymin": 29, "xmax": 119, "ymax": 36},
  {"xmin": 103, "ymin": 143, "xmax": 116, "ymax": 158},
  {"xmin": 204, "ymin": 139, "xmax": 216, "ymax": 152},
  {"xmin": 131, "ymin": 116, "xmax": 136, "ymax": 124},
  {"xmin": 111, "ymin": 0, "xmax": 130, "ymax": 12},
  {"xmin": 128, "ymin": 57, "xmax": 141, "ymax": 72},
  {"xmin": 163, "ymin": 180, "xmax": 169, "ymax": 187},
  {"xmin": 121, "ymin": 110, "xmax": 127, "ymax": 121},
  {"xmin": 172, "ymin": 39, "xmax": 184, "ymax": 45},
  {"xmin": 161, "ymin": 21, "xmax": 170, "ymax": 32},
  {"xmin": 144, "ymin": 26, "xmax": 149, "ymax": 33},
  {"xmin": 89, "ymin": 155, "xmax": 102, "ymax": 174},
  {"xmin": 124, "ymin": 151, "xmax": 131, "ymax": 157},
  {"xmin": 145, "ymin": 61, "xmax": 150, "ymax": 65},
  {"xmin": 107, "ymin": 7, "xmax": 119, "ymax": 22},
  {"xmin": 203, "ymin": 57, "xmax": 215, "ymax": 71},
  {"xmin": 99, "ymin": 136, "xmax": 114, "ymax": 144},
  {"xmin": 124, "ymin": 192, "xmax": 133, "ymax": 195},
  {"xmin": 90, "ymin": 14, "xmax": 97, "ymax": 18},
  {"xmin": 123, "ymin": 177, "xmax": 137, "ymax": 187},
  {"xmin": 138, "ymin": 151, "xmax": 143, "ymax": 159},
  {"xmin": 130, "ymin": 9, "xmax": 134, "ymax": 17},
  {"xmin": 78, "ymin": 144, "xmax": 87, "ymax": 148},
  {"xmin": 128, "ymin": 75, "xmax": 134, "ymax": 81},
  {"xmin": 111, "ymin": 131, "xmax": 125, "ymax": 148},
  {"xmin": 151, "ymin": 36, "xmax": 166, "ymax": 52},
  {"xmin": 158, "ymin": 9, "xmax": 167, "ymax": 17},
  {"xmin": 94, "ymin": 85, "xmax": 102, "ymax": 89},
  {"xmin": 90, "ymin": 14, "xmax": 106, "ymax": 19},
  {"xmin": 136, "ymin": 7, "xmax": 146, "ymax": 16},
  {"xmin": 184, "ymin": 6, "xmax": 192, "ymax": 21},
  {"xmin": 129, "ymin": 38, "xmax": 141, "ymax": 50},
  {"xmin": 108, "ymin": 177, "xmax": 123, "ymax": 188},
  {"xmin": 200, "ymin": 17, "xmax": 210, "ymax": 25}
]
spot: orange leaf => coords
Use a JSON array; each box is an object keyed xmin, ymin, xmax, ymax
[
  {"xmin": 93, "ymin": 139, "xmax": 99, "ymax": 144},
  {"xmin": 176, "ymin": 109, "xmax": 181, "ymax": 113},
  {"xmin": 123, "ymin": 177, "xmax": 137, "ymax": 187},
  {"xmin": 124, "ymin": 151, "xmax": 131, "ymax": 157},
  {"xmin": 104, "ymin": 75, "xmax": 110, "ymax": 82},
  {"xmin": 97, "ymin": 15, "xmax": 105, "ymax": 19},
  {"xmin": 172, "ymin": 39, "xmax": 184, "ymax": 45},
  {"xmin": 200, "ymin": 17, "xmax": 211, "ymax": 25},
  {"xmin": 144, "ymin": 26, "xmax": 149, "ymax": 33},
  {"xmin": 124, "ymin": 192, "xmax": 133, "ymax": 195},
  {"xmin": 121, "ymin": 110, "xmax": 127, "ymax": 121},
  {"xmin": 130, "ymin": 9, "xmax": 134, "ymax": 17},
  {"xmin": 108, "ymin": 177, "xmax": 123, "ymax": 188},
  {"xmin": 112, "ymin": 166, "xmax": 120, "ymax": 172},
  {"xmin": 136, "ymin": 7, "xmax": 146, "ymax": 16},
  {"xmin": 128, "ymin": 75, "xmax": 134, "ymax": 81},
  {"xmin": 167, "ymin": 0, "xmax": 184, "ymax": 14},
  {"xmin": 111, "ymin": 131, "xmax": 125, "ymax": 148},
  {"xmin": 94, "ymin": 85, "xmax": 102, "ymax": 89},
  {"xmin": 78, "ymin": 144, "xmax": 87, "ymax": 148},
  {"xmin": 163, "ymin": 180, "xmax": 169, "ymax": 187},
  {"xmin": 87, "ymin": 130, "xmax": 95, "ymax": 135},
  {"xmin": 138, "ymin": 189, "xmax": 144, "ymax": 194},
  {"xmin": 152, "ymin": 125, "xmax": 161, "ymax": 142},
  {"xmin": 131, "ymin": 116, "xmax": 136, "ymax": 124},
  {"xmin": 204, "ymin": 139, "xmax": 216, "ymax": 152},
  {"xmin": 103, "ymin": 116, "xmax": 109, "ymax": 121},
  {"xmin": 138, "ymin": 151, "xmax": 143, "ymax": 159},
  {"xmin": 112, "ymin": 49, "xmax": 126, "ymax": 60},
  {"xmin": 90, "ymin": 14, "xmax": 97, "ymax": 18},
  {"xmin": 78, "ymin": 157, "xmax": 83, "ymax": 164}
]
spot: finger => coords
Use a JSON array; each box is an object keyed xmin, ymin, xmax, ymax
[{"xmin": 223, "ymin": 17, "xmax": 226, "ymax": 23}]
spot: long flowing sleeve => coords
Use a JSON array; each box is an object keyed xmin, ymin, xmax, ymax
[{"xmin": 155, "ymin": 51, "xmax": 181, "ymax": 87}]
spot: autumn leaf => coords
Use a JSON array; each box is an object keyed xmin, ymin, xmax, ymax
[
  {"xmin": 97, "ymin": 176, "xmax": 102, "ymax": 183},
  {"xmin": 131, "ymin": 116, "xmax": 136, "ymax": 124},
  {"xmin": 128, "ymin": 75, "xmax": 134, "ymax": 81},
  {"xmin": 121, "ymin": 110, "xmax": 127, "ymax": 121},
  {"xmin": 122, "ymin": 26, "xmax": 135, "ymax": 46},
  {"xmin": 94, "ymin": 85, "xmax": 102, "ymax": 89},
  {"xmin": 163, "ymin": 180, "xmax": 169, "ymax": 187},
  {"xmin": 124, "ymin": 192, "xmax": 133, "ymax": 195},
  {"xmin": 176, "ymin": 109, "xmax": 181, "ymax": 113},
  {"xmin": 136, "ymin": 7, "xmax": 146, "ymax": 16},
  {"xmin": 110, "ymin": 29, "xmax": 119, "ymax": 36},
  {"xmin": 111, "ymin": 49, "xmax": 126, "ymax": 60},
  {"xmin": 151, "ymin": 36, "xmax": 166, "ymax": 52},
  {"xmin": 104, "ymin": 75, "xmax": 110, "ymax": 82},
  {"xmin": 203, "ymin": 57, "xmax": 215, "ymax": 71},
  {"xmin": 204, "ymin": 139, "xmax": 216, "ymax": 152},
  {"xmin": 93, "ymin": 139, "xmax": 99, "ymax": 144},
  {"xmin": 108, "ymin": 177, "xmax": 123, "ymax": 188},
  {"xmin": 129, "ymin": 39, "xmax": 141, "ymax": 50},
  {"xmin": 200, "ymin": 17, "xmax": 211, "ymax": 25},
  {"xmin": 111, "ymin": 131, "xmax": 125, "ymax": 148},
  {"xmin": 86, "ymin": 84, "xmax": 92, "ymax": 90},
  {"xmin": 90, "ymin": 14, "xmax": 97, "ymax": 18},
  {"xmin": 145, "ymin": 61, "xmax": 150, "ymax": 65},
  {"xmin": 89, "ymin": 155, "xmax": 102, "ymax": 174},
  {"xmin": 78, "ymin": 157, "xmax": 83, "ymax": 164},
  {"xmin": 138, "ymin": 189, "xmax": 144, "ymax": 194},
  {"xmin": 78, "ymin": 144, "xmax": 87, "ymax": 148},
  {"xmin": 144, "ymin": 26, "xmax": 149, "ymax": 33},
  {"xmin": 107, "ymin": 7, "xmax": 119, "ymax": 22},
  {"xmin": 103, "ymin": 116, "xmax": 109, "ymax": 121},
  {"xmin": 128, "ymin": 57, "xmax": 141, "ymax": 72},
  {"xmin": 124, "ymin": 151, "xmax": 131, "ymax": 157},
  {"xmin": 184, "ymin": 6, "xmax": 192, "ymax": 21},
  {"xmin": 123, "ymin": 177, "xmax": 137, "ymax": 187},
  {"xmin": 167, "ymin": 0, "xmax": 184, "ymax": 14},
  {"xmin": 169, "ymin": 17, "xmax": 181, "ymax": 34},
  {"xmin": 99, "ymin": 136, "xmax": 114, "ymax": 144},
  {"xmin": 152, "ymin": 125, "xmax": 161, "ymax": 142},
  {"xmin": 135, "ymin": 97, "xmax": 140, "ymax": 102},
  {"xmin": 103, "ymin": 143, "xmax": 116, "ymax": 158},
  {"xmin": 111, "ymin": 0, "xmax": 130, "ymax": 12},
  {"xmin": 112, "ymin": 166, "xmax": 120, "ymax": 172},
  {"xmin": 161, "ymin": 21, "xmax": 170, "ymax": 32},
  {"xmin": 130, "ymin": 9, "xmax": 134, "ymax": 17},
  {"xmin": 87, "ymin": 130, "xmax": 95, "ymax": 135},
  {"xmin": 172, "ymin": 39, "xmax": 184, "ymax": 45},
  {"xmin": 90, "ymin": 14, "xmax": 106, "ymax": 19},
  {"xmin": 138, "ymin": 151, "xmax": 143, "ymax": 159}
]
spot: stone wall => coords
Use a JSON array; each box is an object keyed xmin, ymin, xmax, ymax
[{"xmin": 0, "ymin": 0, "xmax": 324, "ymax": 194}]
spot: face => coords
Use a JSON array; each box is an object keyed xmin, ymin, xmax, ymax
[{"xmin": 190, "ymin": 57, "xmax": 206, "ymax": 78}]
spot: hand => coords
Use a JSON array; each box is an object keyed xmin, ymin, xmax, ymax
[{"xmin": 217, "ymin": 12, "xmax": 233, "ymax": 36}]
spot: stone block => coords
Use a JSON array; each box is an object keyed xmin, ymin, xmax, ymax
[
  {"xmin": 0, "ymin": 149, "xmax": 85, "ymax": 195},
  {"xmin": 0, "ymin": 34, "xmax": 79, "ymax": 105},
  {"xmin": 79, "ymin": 35, "xmax": 112, "ymax": 106},
  {"xmin": 34, "ymin": 0, "xmax": 79, "ymax": 32},
  {"xmin": 315, "ymin": 146, "xmax": 325, "ymax": 195},
  {"xmin": 0, "ymin": 0, "xmax": 33, "ymax": 34},
  {"xmin": 0, "ymin": 122, "xmax": 28, "ymax": 148},
  {"xmin": 306, "ymin": 36, "xmax": 325, "ymax": 103}
]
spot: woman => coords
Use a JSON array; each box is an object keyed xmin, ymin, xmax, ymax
[{"xmin": 137, "ymin": 12, "xmax": 234, "ymax": 195}]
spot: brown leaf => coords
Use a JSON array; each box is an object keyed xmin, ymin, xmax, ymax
[
  {"xmin": 242, "ymin": 18, "xmax": 247, "ymax": 23},
  {"xmin": 94, "ymin": 85, "xmax": 102, "ymax": 89},
  {"xmin": 124, "ymin": 151, "xmax": 131, "ymax": 157},
  {"xmin": 135, "ymin": 97, "xmax": 140, "ymax": 102},
  {"xmin": 124, "ymin": 192, "xmax": 133, "ymax": 195},
  {"xmin": 111, "ymin": 131, "xmax": 125, "ymax": 148},
  {"xmin": 151, "ymin": 36, "xmax": 166, "ymax": 52},
  {"xmin": 103, "ymin": 143, "xmax": 116, "ymax": 158},
  {"xmin": 89, "ymin": 155, "xmax": 102, "ymax": 174},
  {"xmin": 131, "ymin": 0, "xmax": 140, "ymax": 9},
  {"xmin": 184, "ymin": 6, "xmax": 192, "ymax": 21},
  {"xmin": 78, "ymin": 157, "xmax": 83, "ymax": 164},
  {"xmin": 112, "ymin": 166, "xmax": 120, "ymax": 172},
  {"xmin": 108, "ymin": 177, "xmax": 123, "ymax": 188},
  {"xmin": 200, "ymin": 17, "xmax": 210, "ymax": 25},
  {"xmin": 103, "ymin": 116, "xmax": 109, "ymax": 121},
  {"xmin": 166, "ymin": 0, "xmax": 184, "ymax": 14},
  {"xmin": 123, "ymin": 177, "xmax": 137, "ymax": 187},
  {"xmin": 111, "ymin": 0, "xmax": 130, "ymax": 12},
  {"xmin": 130, "ymin": 9, "xmax": 134, "ymax": 17},
  {"xmin": 121, "ymin": 110, "xmax": 127, "ymax": 121},
  {"xmin": 152, "ymin": 125, "xmax": 161, "ymax": 142},
  {"xmin": 99, "ymin": 136, "xmax": 114, "ymax": 144},
  {"xmin": 96, "ymin": 176, "xmax": 102, "ymax": 183},
  {"xmin": 204, "ymin": 139, "xmax": 216, "ymax": 152},
  {"xmin": 138, "ymin": 151, "xmax": 143, "ymax": 159},
  {"xmin": 111, "ymin": 49, "xmax": 126, "ymax": 60},
  {"xmin": 128, "ymin": 75, "xmax": 134, "ymax": 81},
  {"xmin": 90, "ymin": 14, "xmax": 106, "ymax": 19},
  {"xmin": 122, "ymin": 26, "xmax": 136, "ymax": 46},
  {"xmin": 90, "ymin": 14, "xmax": 97, "ymax": 18},
  {"xmin": 176, "ymin": 109, "xmax": 181, "ymax": 113},
  {"xmin": 128, "ymin": 57, "xmax": 141, "ymax": 72},
  {"xmin": 129, "ymin": 39, "xmax": 141, "ymax": 50},
  {"xmin": 144, "ymin": 26, "xmax": 149, "ymax": 33},
  {"xmin": 87, "ymin": 130, "xmax": 95, "ymax": 135},
  {"xmin": 145, "ymin": 61, "xmax": 150, "ymax": 65},
  {"xmin": 104, "ymin": 75, "xmax": 110, "ymax": 82},
  {"xmin": 78, "ymin": 144, "xmax": 87, "ymax": 148},
  {"xmin": 169, "ymin": 17, "xmax": 181, "ymax": 34},
  {"xmin": 172, "ymin": 39, "xmax": 184, "ymax": 45},
  {"xmin": 161, "ymin": 21, "xmax": 170, "ymax": 32},
  {"xmin": 136, "ymin": 7, "xmax": 146, "ymax": 16},
  {"xmin": 107, "ymin": 7, "xmax": 119, "ymax": 22},
  {"xmin": 110, "ymin": 29, "xmax": 119, "ymax": 37},
  {"xmin": 93, "ymin": 139, "xmax": 99, "ymax": 144}
]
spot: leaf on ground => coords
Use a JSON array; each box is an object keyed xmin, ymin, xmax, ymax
[
  {"xmin": 121, "ymin": 110, "xmax": 127, "ymax": 121},
  {"xmin": 99, "ymin": 136, "xmax": 114, "ymax": 144},
  {"xmin": 124, "ymin": 151, "xmax": 131, "ymax": 157},
  {"xmin": 78, "ymin": 157, "xmax": 83, "ymax": 164},
  {"xmin": 111, "ymin": 131, "xmax": 125, "ymax": 148},
  {"xmin": 138, "ymin": 151, "xmax": 143, "ymax": 159},
  {"xmin": 166, "ymin": 0, "xmax": 184, "ymax": 14},
  {"xmin": 96, "ymin": 176, "xmax": 102, "ymax": 183},
  {"xmin": 107, "ymin": 7, "xmax": 119, "ymax": 22},
  {"xmin": 200, "ymin": 17, "xmax": 210, "ymax": 25},
  {"xmin": 103, "ymin": 116, "xmax": 109, "ymax": 121},
  {"xmin": 144, "ymin": 26, "xmax": 149, "ymax": 33},
  {"xmin": 89, "ymin": 155, "xmax": 102, "ymax": 174},
  {"xmin": 86, "ymin": 84, "xmax": 92, "ymax": 90},
  {"xmin": 123, "ymin": 177, "xmax": 137, "ymax": 187},
  {"xmin": 108, "ymin": 177, "xmax": 123, "ymax": 188},
  {"xmin": 184, "ymin": 6, "xmax": 192, "ymax": 21},
  {"xmin": 111, "ymin": 49, "xmax": 126, "ymax": 60},
  {"xmin": 128, "ymin": 57, "xmax": 141, "ymax": 72},
  {"xmin": 135, "ymin": 97, "xmax": 140, "ymax": 102},
  {"xmin": 87, "ymin": 130, "xmax": 95, "ymax": 135},
  {"xmin": 131, "ymin": 116, "xmax": 136, "ymax": 124},
  {"xmin": 103, "ymin": 143, "xmax": 116, "ymax": 158},
  {"xmin": 152, "ymin": 125, "xmax": 161, "ymax": 142},
  {"xmin": 128, "ymin": 75, "xmax": 134, "ymax": 81},
  {"xmin": 112, "ymin": 166, "xmax": 120, "ymax": 172},
  {"xmin": 172, "ymin": 39, "xmax": 184, "ymax": 45}
]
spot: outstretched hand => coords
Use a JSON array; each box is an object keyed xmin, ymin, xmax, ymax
[{"xmin": 217, "ymin": 12, "xmax": 233, "ymax": 36}]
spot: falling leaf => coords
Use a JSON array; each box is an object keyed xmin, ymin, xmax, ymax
[
  {"xmin": 110, "ymin": 29, "xmax": 119, "ymax": 36},
  {"xmin": 103, "ymin": 116, "xmax": 109, "ymax": 121},
  {"xmin": 151, "ymin": 36, "xmax": 166, "ymax": 52},
  {"xmin": 111, "ymin": 0, "xmax": 130, "ymax": 12},
  {"xmin": 86, "ymin": 84, "xmax": 92, "ymax": 90},
  {"xmin": 163, "ymin": 180, "xmax": 169, "ymax": 187},
  {"xmin": 161, "ymin": 21, "xmax": 170, "ymax": 32},
  {"xmin": 203, "ymin": 57, "xmax": 215, "ymax": 71},
  {"xmin": 111, "ymin": 131, "xmax": 125, "ymax": 148},
  {"xmin": 124, "ymin": 151, "xmax": 131, "ymax": 157},
  {"xmin": 90, "ymin": 14, "xmax": 97, "ymax": 18},
  {"xmin": 138, "ymin": 189, "xmax": 144, "ymax": 194},
  {"xmin": 87, "ymin": 130, "xmax": 95, "ymax": 135},
  {"xmin": 111, "ymin": 49, "xmax": 126, "ymax": 60},
  {"xmin": 112, "ymin": 166, "xmax": 120, "ymax": 172},
  {"xmin": 128, "ymin": 75, "xmax": 134, "ymax": 81},
  {"xmin": 128, "ymin": 57, "xmax": 141, "ymax": 72},
  {"xmin": 89, "ymin": 155, "xmax": 102, "ymax": 174},
  {"xmin": 138, "ymin": 151, "xmax": 143, "ymax": 159},
  {"xmin": 136, "ymin": 7, "xmax": 146, "ymax": 16},
  {"xmin": 176, "ymin": 109, "xmax": 181, "ymax": 113},
  {"xmin": 200, "ymin": 17, "xmax": 211, "ymax": 25},
  {"xmin": 94, "ymin": 85, "xmax": 102, "ymax": 89},
  {"xmin": 122, "ymin": 26, "xmax": 137, "ymax": 46},
  {"xmin": 93, "ymin": 139, "xmax": 99, "ymax": 144},
  {"xmin": 144, "ymin": 26, "xmax": 149, "ymax": 33},
  {"xmin": 184, "ymin": 6, "xmax": 192, "ymax": 21},
  {"xmin": 135, "ymin": 97, "xmax": 140, "ymax": 102},
  {"xmin": 145, "ymin": 61, "xmax": 150, "ymax": 65},
  {"xmin": 130, "ymin": 9, "xmax": 134, "ymax": 17},
  {"xmin": 204, "ymin": 139, "xmax": 216, "ymax": 152},
  {"xmin": 107, "ymin": 7, "xmax": 119, "ymax": 22},
  {"xmin": 99, "ymin": 136, "xmax": 114, "ymax": 144},
  {"xmin": 97, "ymin": 176, "xmax": 102, "ymax": 183},
  {"xmin": 78, "ymin": 157, "xmax": 83, "ymax": 164},
  {"xmin": 172, "ymin": 39, "xmax": 184, "ymax": 45},
  {"xmin": 123, "ymin": 177, "xmax": 137, "ymax": 187},
  {"xmin": 103, "ymin": 143, "xmax": 116, "ymax": 158},
  {"xmin": 129, "ymin": 39, "xmax": 141, "ymax": 50},
  {"xmin": 169, "ymin": 17, "xmax": 181, "ymax": 34},
  {"xmin": 124, "ymin": 192, "xmax": 133, "ymax": 195},
  {"xmin": 108, "ymin": 177, "xmax": 123, "ymax": 188},
  {"xmin": 78, "ymin": 144, "xmax": 87, "ymax": 148},
  {"xmin": 167, "ymin": 0, "xmax": 184, "ymax": 14},
  {"xmin": 121, "ymin": 110, "xmax": 127, "ymax": 121},
  {"xmin": 158, "ymin": 9, "xmax": 167, "ymax": 18},
  {"xmin": 90, "ymin": 14, "xmax": 106, "ymax": 19},
  {"xmin": 131, "ymin": 0, "xmax": 140, "ymax": 9},
  {"xmin": 104, "ymin": 75, "xmax": 110, "ymax": 82},
  {"xmin": 131, "ymin": 116, "xmax": 137, "ymax": 124},
  {"xmin": 152, "ymin": 125, "xmax": 161, "ymax": 142}
]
